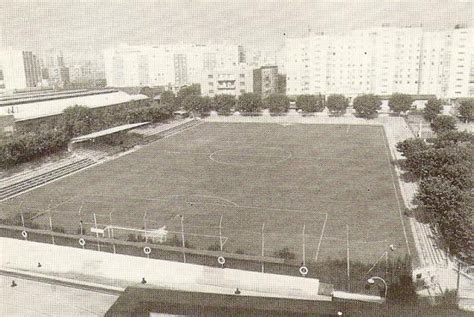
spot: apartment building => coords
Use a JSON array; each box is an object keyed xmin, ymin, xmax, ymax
[
  {"xmin": 103, "ymin": 43, "xmax": 241, "ymax": 89},
  {"xmin": 0, "ymin": 49, "xmax": 42, "ymax": 90},
  {"xmin": 253, "ymin": 66, "xmax": 279, "ymax": 97},
  {"xmin": 201, "ymin": 65, "xmax": 253, "ymax": 97},
  {"xmin": 285, "ymin": 26, "xmax": 474, "ymax": 99}
]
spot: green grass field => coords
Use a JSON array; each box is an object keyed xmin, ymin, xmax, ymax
[{"xmin": 2, "ymin": 122, "xmax": 414, "ymax": 264}]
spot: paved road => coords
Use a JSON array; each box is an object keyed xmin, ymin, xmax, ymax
[{"xmin": 0, "ymin": 274, "xmax": 118, "ymax": 316}]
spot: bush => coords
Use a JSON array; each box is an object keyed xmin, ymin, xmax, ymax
[
  {"xmin": 389, "ymin": 93, "xmax": 412, "ymax": 114},
  {"xmin": 51, "ymin": 226, "xmax": 66, "ymax": 233},
  {"xmin": 264, "ymin": 94, "xmax": 290, "ymax": 114},
  {"xmin": 431, "ymin": 115, "xmax": 456, "ymax": 134},
  {"xmin": 207, "ymin": 242, "xmax": 221, "ymax": 251},
  {"xmin": 296, "ymin": 94, "xmax": 325, "ymax": 113},
  {"xmin": 237, "ymin": 93, "xmax": 263, "ymax": 113},
  {"xmin": 423, "ymin": 98, "xmax": 443, "ymax": 122},
  {"xmin": 326, "ymin": 94, "xmax": 348, "ymax": 115},
  {"xmin": 0, "ymin": 130, "xmax": 69, "ymax": 168},
  {"xmin": 353, "ymin": 94, "xmax": 381, "ymax": 119},
  {"xmin": 213, "ymin": 94, "xmax": 235, "ymax": 115},
  {"xmin": 458, "ymin": 99, "xmax": 473, "ymax": 123},
  {"xmin": 273, "ymin": 247, "xmax": 296, "ymax": 260}
]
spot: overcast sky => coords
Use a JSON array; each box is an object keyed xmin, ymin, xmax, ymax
[{"xmin": 0, "ymin": 0, "xmax": 472, "ymax": 53}]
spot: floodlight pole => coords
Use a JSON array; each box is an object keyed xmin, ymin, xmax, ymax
[
  {"xmin": 219, "ymin": 215, "xmax": 223, "ymax": 252},
  {"xmin": 302, "ymin": 223, "xmax": 306, "ymax": 267},
  {"xmin": 261, "ymin": 223, "xmax": 265, "ymax": 273},
  {"xmin": 144, "ymin": 210, "xmax": 148, "ymax": 243},
  {"xmin": 180, "ymin": 215, "xmax": 186, "ymax": 263},
  {"xmin": 47, "ymin": 203, "xmax": 55, "ymax": 245},
  {"xmin": 346, "ymin": 224, "xmax": 350, "ymax": 292},
  {"xmin": 19, "ymin": 201, "xmax": 25, "ymax": 227},
  {"xmin": 109, "ymin": 211, "xmax": 116, "ymax": 254},
  {"xmin": 93, "ymin": 213, "xmax": 100, "ymax": 252}
]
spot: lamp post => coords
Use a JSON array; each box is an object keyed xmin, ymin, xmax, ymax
[{"xmin": 367, "ymin": 276, "xmax": 388, "ymax": 298}]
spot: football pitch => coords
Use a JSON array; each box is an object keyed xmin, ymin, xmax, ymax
[{"xmin": 2, "ymin": 122, "xmax": 414, "ymax": 264}]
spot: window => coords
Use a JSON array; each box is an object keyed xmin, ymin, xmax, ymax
[
  {"xmin": 240, "ymin": 89, "xmax": 246, "ymax": 93},
  {"xmin": 209, "ymin": 82, "xmax": 213, "ymax": 86},
  {"xmin": 208, "ymin": 75, "xmax": 213, "ymax": 78},
  {"xmin": 209, "ymin": 90, "xmax": 214, "ymax": 93},
  {"xmin": 240, "ymin": 82, "xmax": 245, "ymax": 86},
  {"xmin": 240, "ymin": 74, "xmax": 245, "ymax": 78}
]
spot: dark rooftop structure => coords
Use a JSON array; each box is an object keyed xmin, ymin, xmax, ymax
[{"xmin": 105, "ymin": 287, "xmax": 378, "ymax": 317}]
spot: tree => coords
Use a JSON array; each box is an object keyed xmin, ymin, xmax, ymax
[
  {"xmin": 181, "ymin": 95, "xmax": 211, "ymax": 114},
  {"xmin": 433, "ymin": 131, "xmax": 474, "ymax": 148},
  {"xmin": 389, "ymin": 93, "xmax": 412, "ymax": 115},
  {"xmin": 296, "ymin": 94, "xmax": 325, "ymax": 113},
  {"xmin": 431, "ymin": 115, "xmax": 456, "ymax": 134},
  {"xmin": 160, "ymin": 90, "xmax": 176, "ymax": 105},
  {"xmin": 60, "ymin": 105, "xmax": 97, "ymax": 138},
  {"xmin": 417, "ymin": 177, "xmax": 473, "ymax": 258},
  {"xmin": 236, "ymin": 93, "xmax": 263, "ymax": 113},
  {"xmin": 264, "ymin": 93, "xmax": 290, "ymax": 114},
  {"xmin": 326, "ymin": 94, "xmax": 348, "ymax": 115},
  {"xmin": 458, "ymin": 99, "xmax": 473, "ymax": 123},
  {"xmin": 353, "ymin": 94, "xmax": 381, "ymax": 119},
  {"xmin": 212, "ymin": 94, "xmax": 236, "ymax": 115},
  {"xmin": 423, "ymin": 98, "xmax": 443, "ymax": 122},
  {"xmin": 417, "ymin": 177, "xmax": 466, "ymax": 224},
  {"xmin": 396, "ymin": 138, "xmax": 429, "ymax": 159},
  {"xmin": 175, "ymin": 84, "xmax": 201, "ymax": 107}
]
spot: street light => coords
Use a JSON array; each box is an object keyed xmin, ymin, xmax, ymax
[{"xmin": 367, "ymin": 276, "xmax": 388, "ymax": 298}]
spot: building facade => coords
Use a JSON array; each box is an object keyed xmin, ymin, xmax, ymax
[
  {"xmin": 253, "ymin": 66, "xmax": 279, "ymax": 97},
  {"xmin": 0, "ymin": 49, "xmax": 42, "ymax": 90},
  {"xmin": 285, "ymin": 26, "xmax": 474, "ymax": 99},
  {"xmin": 103, "ymin": 43, "xmax": 241, "ymax": 89},
  {"xmin": 201, "ymin": 65, "xmax": 253, "ymax": 97}
]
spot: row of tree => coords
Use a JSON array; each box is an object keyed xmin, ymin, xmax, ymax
[
  {"xmin": 160, "ymin": 88, "xmax": 385, "ymax": 118},
  {"xmin": 1, "ymin": 102, "xmax": 170, "ymax": 168},
  {"xmin": 163, "ymin": 86, "xmax": 473, "ymax": 122},
  {"xmin": 396, "ymin": 118, "xmax": 473, "ymax": 262}
]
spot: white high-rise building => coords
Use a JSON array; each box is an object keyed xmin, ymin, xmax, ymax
[
  {"xmin": 103, "ymin": 43, "xmax": 241, "ymax": 89},
  {"xmin": 0, "ymin": 49, "xmax": 42, "ymax": 90},
  {"xmin": 285, "ymin": 26, "xmax": 474, "ymax": 99}
]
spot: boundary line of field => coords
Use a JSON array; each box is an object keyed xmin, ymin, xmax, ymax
[{"xmin": 380, "ymin": 127, "xmax": 411, "ymax": 256}]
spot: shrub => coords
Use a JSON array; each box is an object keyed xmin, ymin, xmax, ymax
[
  {"xmin": 213, "ymin": 94, "xmax": 235, "ymax": 115},
  {"xmin": 423, "ymin": 98, "xmax": 443, "ymax": 122},
  {"xmin": 458, "ymin": 99, "xmax": 473, "ymax": 123},
  {"xmin": 389, "ymin": 93, "xmax": 412, "ymax": 114},
  {"xmin": 296, "ymin": 94, "xmax": 325, "ymax": 113},
  {"xmin": 273, "ymin": 247, "xmax": 296, "ymax": 260},
  {"xmin": 264, "ymin": 94, "xmax": 290, "ymax": 114},
  {"xmin": 207, "ymin": 242, "xmax": 221, "ymax": 251},
  {"xmin": 430, "ymin": 115, "xmax": 456, "ymax": 134},
  {"xmin": 326, "ymin": 94, "xmax": 348, "ymax": 115},
  {"xmin": 353, "ymin": 94, "xmax": 381, "ymax": 119},
  {"xmin": 236, "ymin": 93, "xmax": 263, "ymax": 113}
]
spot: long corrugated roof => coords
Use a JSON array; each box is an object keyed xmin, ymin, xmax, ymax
[
  {"xmin": 0, "ymin": 91, "xmax": 149, "ymax": 121},
  {"xmin": 71, "ymin": 122, "xmax": 150, "ymax": 142}
]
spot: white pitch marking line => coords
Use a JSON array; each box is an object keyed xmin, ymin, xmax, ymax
[
  {"xmin": 381, "ymin": 126, "xmax": 411, "ymax": 256},
  {"xmin": 314, "ymin": 213, "xmax": 328, "ymax": 263}
]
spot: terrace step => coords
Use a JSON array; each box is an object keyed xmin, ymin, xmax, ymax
[{"xmin": 0, "ymin": 158, "xmax": 96, "ymax": 201}]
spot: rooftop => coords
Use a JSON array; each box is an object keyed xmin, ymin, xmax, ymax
[{"xmin": 0, "ymin": 90, "xmax": 149, "ymax": 121}]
